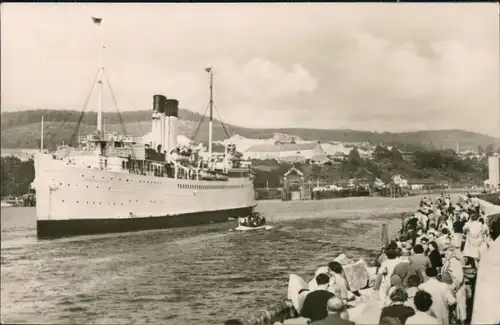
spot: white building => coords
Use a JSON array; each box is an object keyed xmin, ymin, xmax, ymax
[
  {"xmin": 485, "ymin": 154, "xmax": 500, "ymax": 189},
  {"xmin": 244, "ymin": 141, "xmax": 329, "ymax": 163}
]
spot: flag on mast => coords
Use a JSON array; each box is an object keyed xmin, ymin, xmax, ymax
[
  {"xmin": 92, "ymin": 17, "xmax": 103, "ymax": 25},
  {"xmin": 205, "ymin": 66, "xmax": 212, "ymax": 73}
]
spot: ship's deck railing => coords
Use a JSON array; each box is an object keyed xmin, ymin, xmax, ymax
[
  {"xmin": 78, "ymin": 135, "xmax": 143, "ymax": 143},
  {"xmin": 105, "ymin": 147, "xmax": 136, "ymax": 158},
  {"xmin": 171, "ymin": 160, "xmax": 198, "ymax": 180},
  {"xmin": 56, "ymin": 147, "xmax": 95, "ymax": 156},
  {"xmin": 55, "ymin": 146, "xmax": 140, "ymax": 159}
]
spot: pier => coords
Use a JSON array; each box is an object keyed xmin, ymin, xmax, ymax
[{"xmin": 241, "ymin": 193, "xmax": 500, "ymax": 325}]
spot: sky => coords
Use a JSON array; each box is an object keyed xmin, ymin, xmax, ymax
[{"xmin": 1, "ymin": 3, "xmax": 499, "ymax": 136}]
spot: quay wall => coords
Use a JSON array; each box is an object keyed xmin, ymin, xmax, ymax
[{"xmin": 472, "ymin": 194, "xmax": 500, "ymax": 324}]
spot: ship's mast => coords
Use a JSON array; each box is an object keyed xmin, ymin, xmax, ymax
[
  {"xmin": 40, "ymin": 115, "xmax": 44, "ymax": 152},
  {"xmin": 207, "ymin": 66, "xmax": 214, "ymax": 161},
  {"xmin": 94, "ymin": 17, "xmax": 104, "ymax": 139}
]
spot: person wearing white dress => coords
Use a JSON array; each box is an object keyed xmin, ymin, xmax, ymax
[
  {"xmin": 441, "ymin": 246, "xmax": 467, "ymax": 324},
  {"xmin": 377, "ymin": 249, "xmax": 402, "ymax": 302},
  {"xmin": 462, "ymin": 214, "xmax": 487, "ymax": 266}
]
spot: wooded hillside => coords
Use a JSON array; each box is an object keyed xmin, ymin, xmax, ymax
[{"xmin": 2, "ymin": 109, "xmax": 499, "ymax": 151}]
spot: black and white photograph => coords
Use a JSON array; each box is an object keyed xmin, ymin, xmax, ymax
[{"xmin": 1, "ymin": 2, "xmax": 499, "ymax": 325}]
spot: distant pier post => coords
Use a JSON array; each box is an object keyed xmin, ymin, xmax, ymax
[{"xmin": 381, "ymin": 223, "xmax": 389, "ymax": 248}]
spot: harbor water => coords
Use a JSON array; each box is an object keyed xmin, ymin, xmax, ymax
[{"xmin": 1, "ymin": 197, "xmax": 425, "ymax": 325}]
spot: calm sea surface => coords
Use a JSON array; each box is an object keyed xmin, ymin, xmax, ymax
[{"xmin": 1, "ymin": 202, "xmax": 405, "ymax": 325}]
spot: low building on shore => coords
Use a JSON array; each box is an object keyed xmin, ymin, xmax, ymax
[{"xmin": 244, "ymin": 141, "xmax": 329, "ymax": 164}]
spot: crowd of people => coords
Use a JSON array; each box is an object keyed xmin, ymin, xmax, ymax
[{"xmin": 225, "ymin": 193, "xmax": 499, "ymax": 325}]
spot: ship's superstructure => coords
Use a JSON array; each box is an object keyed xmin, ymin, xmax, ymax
[{"xmin": 34, "ymin": 18, "xmax": 255, "ymax": 238}]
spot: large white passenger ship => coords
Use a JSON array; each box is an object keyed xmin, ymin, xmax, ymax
[{"xmin": 34, "ymin": 22, "xmax": 256, "ymax": 238}]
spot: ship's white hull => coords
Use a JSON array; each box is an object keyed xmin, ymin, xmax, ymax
[{"xmin": 34, "ymin": 153, "xmax": 256, "ymax": 238}]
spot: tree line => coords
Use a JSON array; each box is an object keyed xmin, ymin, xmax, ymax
[
  {"xmin": 1, "ymin": 156, "xmax": 35, "ymax": 197},
  {"xmin": 251, "ymin": 146, "xmax": 490, "ymax": 189}
]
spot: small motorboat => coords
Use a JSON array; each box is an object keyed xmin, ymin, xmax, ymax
[
  {"xmin": 234, "ymin": 224, "xmax": 274, "ymax": 231},
  {"xmin": 231, "ymin": 212, "xmax": 273, "ymax": 231}
]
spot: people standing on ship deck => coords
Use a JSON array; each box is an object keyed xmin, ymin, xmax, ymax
[{"xmin": 418, "ymin": 267, "xmax": 456, "ymax": 325}]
